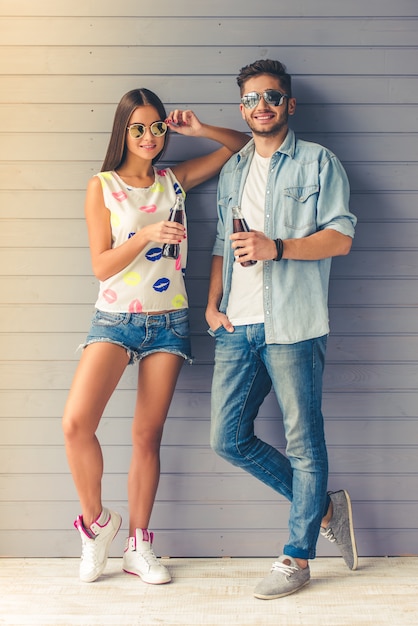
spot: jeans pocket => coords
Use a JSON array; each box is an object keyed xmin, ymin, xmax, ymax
[
  {"xmin": 207, "ymin": 325, "xmax": 226, "ymax": 338},
  {"xmin": 93, "ymin": 310, "xmax": 126, "ymax": 327},
  {"xmin": 170, "ymin": 317, "xmax": 190, "ymax": 339}
]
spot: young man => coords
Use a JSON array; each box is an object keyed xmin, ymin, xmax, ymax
[{"xmin": 205, "ymin": 59, "xmax": 358, "ymax": 600}]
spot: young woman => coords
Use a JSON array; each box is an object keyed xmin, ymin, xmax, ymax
[{"xmin": 62, "ymin": 88, "xmax": 249, "ymax": 585}]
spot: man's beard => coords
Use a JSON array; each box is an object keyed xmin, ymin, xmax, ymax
[
  {"xmin": 247, "ymin": 106, "xmax": 289, "ymax": 138},
  {"xmin": 249, "ymin": 117, "xmax": 288, "ymax": 138}
]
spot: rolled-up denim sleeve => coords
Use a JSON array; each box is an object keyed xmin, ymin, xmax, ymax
[
  {"xmin": 317, "ymin": 155, "xmax": 357, "ymax": 238},
  {"xmin": 212, "ymin": 239, "xmax": 225, "ymax": 256}
]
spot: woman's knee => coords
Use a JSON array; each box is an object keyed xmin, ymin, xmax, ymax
[
  {"xmin": 62, "ymin": 409, "xmax": 95, "ymax": 443},
  {"xmin": 131, "ymin": 423, "xmax": 164, "ymax": 453}
]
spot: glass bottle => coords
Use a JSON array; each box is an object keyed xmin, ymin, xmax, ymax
[
  {"xmin": 162, "ymin": 194, "xmax": 185, "ymax": 260},
  {"xmin": 232, "ymin": 205, "xmax": 257, "ymax": 267}
]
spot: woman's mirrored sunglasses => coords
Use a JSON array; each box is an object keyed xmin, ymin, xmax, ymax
[
  {"xmin": 241, "ymin": 89, "xmax": 288, "ymax": 110},
  {"xmin": 126, "ymin": 121, "xmax": 168, "ymax": 139}
]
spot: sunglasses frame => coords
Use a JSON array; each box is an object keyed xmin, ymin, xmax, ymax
[
  {"xmin": 126, "ymin": 121, "xmax": 168, "ymax": 139},
  {"xmin": 241, "ymin": 89, "xmax": 289, "ymax": 110}
]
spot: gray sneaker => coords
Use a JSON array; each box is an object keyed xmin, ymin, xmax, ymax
[
  {"xmin": 254, "ymin": 555, "xmax": 310, "ymax": 600},
  {"xmin": 320, "ymin": 489, "xmax": 358, "ymax": 570}
]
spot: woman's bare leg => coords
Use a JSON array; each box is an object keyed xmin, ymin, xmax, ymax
[
  {"xmin": 128, "ymin": 352, "xmax": 184, "ymax": 535},
  {"xmin": 62, "ymin": 342, "xmax": 129, "ymax": 527}
]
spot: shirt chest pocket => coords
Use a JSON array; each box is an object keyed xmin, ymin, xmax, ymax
[{"xmin": 282, "ymin": 185, "xmax": 319, "ymax": 235}]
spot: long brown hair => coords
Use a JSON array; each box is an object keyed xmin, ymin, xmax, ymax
[{"xmin": 101, "ymin": 88, "xmax": 168, "ymax": 172}]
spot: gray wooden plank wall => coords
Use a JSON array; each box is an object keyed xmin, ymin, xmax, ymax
[{"xmin": 0, "ymin": 0, "xmax": 417, "ymax": 558}]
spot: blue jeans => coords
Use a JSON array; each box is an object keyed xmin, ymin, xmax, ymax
[
  {"xmin": 210, "ymin": 324, "xmax": 329, "ymax": 560},
  {"xmin": 84, "ymin": 308, "xmax": 193, "ymax": 365}
]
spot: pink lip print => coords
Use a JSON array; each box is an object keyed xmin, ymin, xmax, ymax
[
  {"xmin": 157, "ymin": 169, "xmax": 167, "ymax": 176},
  {"xmin": 175, "ymin": 255, "xmax": 182, "ymax": 271},
  {"xmin": 139, "ymin": 204, "xmax": 157, "ymax": 213},
  {"xmin": 103, "ymin": 289, "xmax": 117, "ymax": 304},
  {"xmin": 112, "ymin": 191, "xmax": 128, "ymax": 202},
  {"xmin": 128, "ymin": 299, "xmax": 143, "ymax": 313}
]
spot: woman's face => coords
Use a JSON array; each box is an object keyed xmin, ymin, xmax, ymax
[{"xmin": 125, "ymin": 105, "xmax": 167, "ymax": 161}]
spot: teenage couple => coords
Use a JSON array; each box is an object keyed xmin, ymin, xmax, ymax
[{"xmin": 63, "ymin": 59, "xmax": 357, "ymax": 600}]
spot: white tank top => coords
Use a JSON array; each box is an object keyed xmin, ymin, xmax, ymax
[{"xmin": 94, "ymin": 168, "xmax": 188, "ymax": 313}]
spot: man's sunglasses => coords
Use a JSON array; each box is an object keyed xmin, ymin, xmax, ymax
[
  {"xmin": 126, "ymin": 121, "xmax": 168, "ymax": 139},
  {"xmin": 241, "ymin": 90, "xmax": 288, "ymax": 110}
]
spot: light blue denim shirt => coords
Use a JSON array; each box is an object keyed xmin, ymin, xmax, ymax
[{"xmin": 212, "ymin": 129, "xmax": 357, "ymax": 344}]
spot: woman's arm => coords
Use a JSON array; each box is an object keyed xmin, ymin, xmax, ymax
[
  {"xmin": 167, "ymin": 109, "xmax": 249, "ymax": 192},
  {"xmin": 85, "ymin": 177, "xmax": 185, "ymax": 281}
]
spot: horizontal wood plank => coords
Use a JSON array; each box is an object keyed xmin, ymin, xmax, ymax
[
  {"xmin": 2, "ymin": 46, "xmax": 418, "ymax": 76},
  {"xmin": 2, "ymin": 104, "xmax": 417, "ymax": 134},
  {"xmin": 0, "ymin": 499, "xmax": 416, "ymax": 531},
  {"xmin": 1, "ymin": 443, "xmax": 418, "ymax": 477},
  {"xmin": 0, "ymin": 528, "xmax": 414, "ymax": 558},
  {"xmin": 1, "ymin": 332, "xmax": 418, "ymax": 363},
  {"xmin": 0, "ymin": 360, "xmax": 418, "ymax": 392},
  {"xmin": 1, "ymin": 189, "xmax": 417, "ymax": 221},
  {"xmin": 2, "ymin": 303, "xmax": 418, "ymax": 334},
  {"xmin": 2, "ymin": 0, "xmax": 416, "ymax": 18},
  {"xmin": 1, "ymin": 415, "xmax": 418, "ymax": 446},
  {"xmin": 2, "ymin": 132, "xmax": 418, "ymax": 163},
  {"xmin": 0, "ymin": 276, "xmax": 417, "ymax": 307},
  {"xmin": 1, "ymin": 75, "xmax": 416, "ymax": 105},
  {"xmin": 2, "ymin": 17, "xmax": 418, "ymax": 46},
  {"xmin": 4, "ymin": 247, "xmax": 418, "ymax": 280},
  {"xmin": 1, "ymin": 161, "xmax": 418, "ymax": 193},
  {"xmin": 2, "ymin": 389, "xmax": 418, "ymax": 419}
]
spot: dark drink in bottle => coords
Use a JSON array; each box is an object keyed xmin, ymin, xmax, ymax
[
  {"xmin": 232, "ymin": 205, "xmax": 257, "ymax": 267},
  {"xmin": 162, "ymin": 194, "xmax": 185, "ymax": 260}
]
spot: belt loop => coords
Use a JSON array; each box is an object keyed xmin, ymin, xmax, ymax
[{"xmin": 165, "ymin": 312, "xmax": 170, "ymax": 329}]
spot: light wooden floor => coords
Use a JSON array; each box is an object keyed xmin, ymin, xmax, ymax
[{"xmin": 1, "ymin": 557, "xmax": 417, "ymax": 626}]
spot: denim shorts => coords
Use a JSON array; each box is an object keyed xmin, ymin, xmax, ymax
[{"xmin": 83, "ymin": 308, "xmax": 193, "ymax": 365}]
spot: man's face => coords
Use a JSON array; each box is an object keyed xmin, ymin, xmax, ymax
[{"xmin": 239, "ymin": 74, "xmax": 296, "ymax": 138}]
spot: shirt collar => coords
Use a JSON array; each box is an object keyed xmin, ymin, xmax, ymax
[
  {"xmin": 276, "ymin": 128, "xmax": 295, "ymax": 158},
  {"xmin": 237, "ymin": 128, "xmax": 296, "ymax": 161}
]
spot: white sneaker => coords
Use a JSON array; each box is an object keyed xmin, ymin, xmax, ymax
[
  {"xmin": 123, "ymin": 529, "xmax": 171, "ymax": 584},
  {"xmin": 74, "ymin": 508, "xmax": 122, "ymax": 582}
]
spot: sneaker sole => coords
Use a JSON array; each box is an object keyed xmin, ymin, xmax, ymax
[
  {"xmin": 123, "ymin": 567, "xmax": 171, "ymax": 585},
  {"xmin": 342, "ymin": 489, "xmax": 358, "ymax": 571},
  {"xmin": 254, "ymin": 579, "xmax": 310, "ymax": 600}
]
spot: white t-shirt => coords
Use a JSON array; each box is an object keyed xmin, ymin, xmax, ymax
[{"xmin": 226, "ymin": 151, "xmax": 270, "ymax": 325}]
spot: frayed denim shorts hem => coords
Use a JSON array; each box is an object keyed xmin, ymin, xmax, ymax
[{"xmin": 80, "ymin": 308, "xmax": 193, "ymax": 366}]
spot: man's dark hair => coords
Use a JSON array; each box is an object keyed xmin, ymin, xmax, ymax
[{"xmin": 236, "ymin": 59, "xmax": 292, "ymax": 97}]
